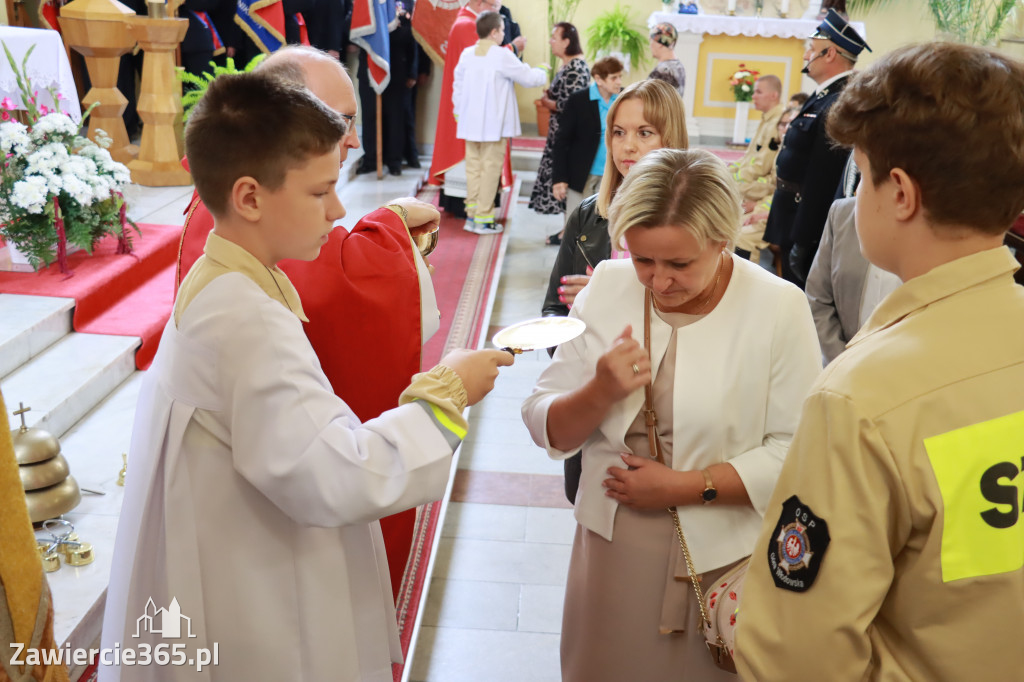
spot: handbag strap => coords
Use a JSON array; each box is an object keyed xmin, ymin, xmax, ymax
[{"xmin": 642, "ymin": 289, "xmax": 714, "ymax": 635}]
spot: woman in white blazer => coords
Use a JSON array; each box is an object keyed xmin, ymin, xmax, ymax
[{"xmin": 522, "ymin": 149, "xmax": 822, "ymax": 681}]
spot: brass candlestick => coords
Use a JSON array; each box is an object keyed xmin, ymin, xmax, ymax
[{"xmin": 117, "ymin": 452, "xmax": 127, "ymax": 486}]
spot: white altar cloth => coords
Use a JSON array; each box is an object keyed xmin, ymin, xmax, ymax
[
  {"xmin": 648, "ymin": 12, "xmax": 865, "ymax": 42},
  {"xmin": 0, "ymin": 26, "xmax": 82, "ymax": 123}
]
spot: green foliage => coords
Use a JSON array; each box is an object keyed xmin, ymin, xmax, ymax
[
  {"xmin": 177, "ymin": 54, "xmax": 266, "ymax": 121},
  {"xmin": 848, "ymin": 0, "xmax": 1021, "ymax": 44},
  {"xmin": 585, "ymin": 4, "xmax": 649, "ymax": 72}
]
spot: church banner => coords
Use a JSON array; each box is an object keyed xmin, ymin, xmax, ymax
[
  {"xmin": 410, "ymin": 0, "xmax": 464, "ymax": 67},
  {"xmin": 234, "ymin": 0, "xmax": 286, "ymax": 55},
  {"xmin": 351, "ymin": 0, "xmax": 396, "ymax": 94}
]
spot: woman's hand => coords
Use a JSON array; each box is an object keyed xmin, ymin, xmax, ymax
[
  {"xmin": 542, "ymin": 96, "xmax": 558, "ymax": 112},
  {"xmin": 552, "ymin": 182, "xmax": 568, "ymax": 201},
  {"xmin": 593, "ymin": 326, "xmax": 650, "ymax": 403},
  {"xmin": 557, "ymin": 270, "xmax": 592, "ymax": 307},
  {"xmin": 603, "ymin": 454, "xmax": 687, "ymax": 509}
]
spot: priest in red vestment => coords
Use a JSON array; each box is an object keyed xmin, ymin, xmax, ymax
[
  {"xmin": 177, "ymin": 46, "xmax": 439, "ymax": 597},
  {"xmin": 427, "ymin": 0, "xmax": 489, "ymax": 184}
]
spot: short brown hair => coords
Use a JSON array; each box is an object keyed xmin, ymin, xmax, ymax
[
  {"xmin": 185, "ymin": 72, "xmax": 347, "ymax": 217},
  {"xmin": 476, "ymin": 10, "xmax": 502, "ymax": 39},
  {"xmin": 597, "ymin": 79, "xmax": 689, "ymax": 217},
  {"xmin": 608, "ymin": 148, "xmax": 740, "ymax": 250},
  {"xmin": 591, "ymin": 56, "xmax": 623, "ymax": 80},
  {"xmin": 828, "ymin": 42, "xmax": 1024, "ymax": 235},
  {"xmin": 757, "ymin": 74, "xmax": 782, "ymax": 95}
]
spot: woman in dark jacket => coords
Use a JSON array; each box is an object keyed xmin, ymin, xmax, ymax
[
  {"xmin": 550, "ymin": 56, "xmax": 624, "ymax": 228},
  {"xmin": 541, "ymin": 78, "xmax": 689, "ymax": 503}
]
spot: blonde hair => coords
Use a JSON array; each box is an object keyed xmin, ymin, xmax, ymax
[
  {"xmin": 608, "ymin": 148, "xmax": 741, "ymax": 250},
  {"xmin": 596, "ymin": 79, "xmax": 689, "ymax": 218}
]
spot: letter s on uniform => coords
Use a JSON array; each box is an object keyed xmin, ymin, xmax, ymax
[{"xmin": 979, "ymin": 459, "xmax": 1021, "ymax": 529}]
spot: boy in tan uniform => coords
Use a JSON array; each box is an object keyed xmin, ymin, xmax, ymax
[{"xmin": 736, "ymin": 42, "xmax": 1024, "ymax": 681}]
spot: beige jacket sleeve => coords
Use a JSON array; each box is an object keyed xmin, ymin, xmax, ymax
[{"xmin": 735, "ymin": 389, "xmax": 910, "ymax": 681}]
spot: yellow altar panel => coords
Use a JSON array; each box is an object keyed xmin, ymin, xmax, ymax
[{"xmin": 694, "ymin": 35, "xmax": 807, "ymax": 118}]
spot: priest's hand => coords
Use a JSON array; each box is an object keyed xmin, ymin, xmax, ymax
[
  {"xmin": 440, "ymin": 349, "xmax": 514, "ymax": 406},
  {"xmin": 387, "ymin": 197, "xmax": 441, "ymax": 236}
]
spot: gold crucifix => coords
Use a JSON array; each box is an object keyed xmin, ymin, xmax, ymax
[{"xmin": 12, "ymin": 403, "xmax": 31, "ymax": 432}]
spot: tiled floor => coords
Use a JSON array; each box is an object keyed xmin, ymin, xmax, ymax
[{"xmin": 408, "ymin": 203, "xmax": 572, "ymax": 682}]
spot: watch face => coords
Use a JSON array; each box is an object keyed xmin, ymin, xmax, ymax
[{"xmin": 702, "ymin": 488, "xmax": 717, "ymax": 502}]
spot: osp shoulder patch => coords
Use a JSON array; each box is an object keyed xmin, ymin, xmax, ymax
[{"xmin": 767, "ymin": 495, "xmax": 831, "ymax": 592}]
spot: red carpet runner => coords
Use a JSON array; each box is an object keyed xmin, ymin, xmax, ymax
[
  {"xmin": 392, "ymin": 182, "xmax": 509, "ymax": 682},
  {"xmin": 0, "ymin": 225, "xmax": 180, "ymax": 370}
]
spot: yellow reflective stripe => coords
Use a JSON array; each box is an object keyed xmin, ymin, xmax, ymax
[
  {"xmin": 925, "ymin": 409, "xmax": 1024, "ymax": 582},
  {"xmin": 428, "ymin": 402, "xmax": 467, "ymax": 440}
]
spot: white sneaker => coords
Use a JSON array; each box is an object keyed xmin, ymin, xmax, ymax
[
  {"xmin": 471, "ymin": 222, "xmax": 503, "ymax": 235},
  {"xmin": 462, "ymin": 218, "xmax": 478, "ymax": 233}
]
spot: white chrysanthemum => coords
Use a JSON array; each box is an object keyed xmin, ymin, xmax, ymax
[
  {"xmin": 12, "ymin": 175, "xmax": 50, "ymax": 213},
  {"xmin": 31, "ymin": 112, "xmax": 79, "ymax": 139},
  {"xmin": 62, "ymin": 174, "xmax": 93, "ymax": 205},
  {"xmin": 88, "ymin": 174, "xmax": 114, "ymax": 200},
  {"xmin": 93, "ymin": 128, "xmax": 113, "ymax": 149},
  {"xmin": 110, "ymin": 163, "xmax": 131, "ymax": 187},
  {"xmin": 741, "ymin": 83, "xmax": 751, "ymax": 92},
  {"xmin": 0, "ymin": 120, "xmax": 33, "ymax": 156}
]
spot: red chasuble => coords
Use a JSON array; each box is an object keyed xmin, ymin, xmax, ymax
[
  {"xmin": 177, "ymin": 187, "xmax": 422, "ymax": 597},
  {"xmin": 427, "ymin": 6, "xmax": 478, "ymax": 184}
]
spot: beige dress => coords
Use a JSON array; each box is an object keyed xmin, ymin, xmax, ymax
[{"xmin": 561, "ymin": 310, "xmax": 739, "ymax": 682}]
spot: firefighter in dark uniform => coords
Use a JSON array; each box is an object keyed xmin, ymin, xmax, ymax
[{"xmin": 763, "ymin": 9, "xmax": 871, "ymax": 286}]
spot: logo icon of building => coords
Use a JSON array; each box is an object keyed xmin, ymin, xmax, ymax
[{"xmin": 134, "ymin": 597, "xmax": 196, "ymax": 639}]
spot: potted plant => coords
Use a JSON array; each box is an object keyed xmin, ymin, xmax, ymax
[
  {"xmin": 849, "ymin": 0, "xmax": 1017, "ymax": 45},
  {"xmin": 1, "ymin": 44, "xmax": 136, "ymax": 272},
  {"xmin": 178, "ymin": 54, "xmax": 266, "ymax": 121},
  {"xmin": 585, "ymin": 4, "xmax": 648, "ymax": 74}
]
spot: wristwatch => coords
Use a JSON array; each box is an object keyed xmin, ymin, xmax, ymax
[{"xmin": 699, "ymin": 468, "xmax": 718, "ymax": 505}]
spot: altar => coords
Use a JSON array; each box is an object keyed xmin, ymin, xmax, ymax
[
  {"xmin": 0, "ymin": 26, "xmax": 82, "ymax": 123},
  {"xmin": 647, "ymin": 12, "xmax": 865, "ymax": 140}
]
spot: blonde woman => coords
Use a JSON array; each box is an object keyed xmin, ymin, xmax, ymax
[
  {"xmin": 542, "ymin": 78, "xmax": 689, "ymax": 503},
  {"xmin": 523, "ymin": 149, "xmax": 821, "ymax": 681}
]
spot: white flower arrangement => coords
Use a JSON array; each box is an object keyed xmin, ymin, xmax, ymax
[{"xmin": 1, "ymin": 42, "xmax": 136, "ymax": 271}]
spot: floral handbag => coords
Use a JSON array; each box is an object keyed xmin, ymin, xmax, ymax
[{"xmin": 642, "ymin": 289, "xmax": 748, "ymax": 674}]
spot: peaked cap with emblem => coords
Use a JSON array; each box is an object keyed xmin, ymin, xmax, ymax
[{"xmin": 811, "ymin": 8, "xmax": 871, "ymax": 60}]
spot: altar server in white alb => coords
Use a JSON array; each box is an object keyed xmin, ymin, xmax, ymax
[
  {"xmin": 452, "ymin": 9, "xmax": 547, "ymax": 234},
  {"xmin": 99, "ymin": 72, "xmax": 512, "ymax": 682}
]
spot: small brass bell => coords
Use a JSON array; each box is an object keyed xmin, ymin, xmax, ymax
[
  {"xmin": 36, "ymin": 543, "xmax": 61, "ymax": 573},
  {"xmin": 66, "ymin": 542, "xmax": 95, "ymax": 567},
  {"xmin": 12, "ymin": 403, "xmax": 81, "ymax": 523}
]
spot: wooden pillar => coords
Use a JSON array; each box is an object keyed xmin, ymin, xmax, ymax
[
  {"xmin": 59, "ymin": 0, "xmax": 138, "ymax": 165},
  {"xmin": 125, "ymin": 15, "xmax": 191, "ymax": 186}
]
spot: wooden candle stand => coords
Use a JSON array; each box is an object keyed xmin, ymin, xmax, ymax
[
  {"xmin": 125, "ymin": 15, "xmax": 191, "ymax": 186},
  {"xmin": 59, "ymin": 0, "xmax": 139, "ymax": 165}
]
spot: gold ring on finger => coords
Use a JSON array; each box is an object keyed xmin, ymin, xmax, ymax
[{"xmin": 631, "ymin": 363, "xmax": 640, "ymax": 375}]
